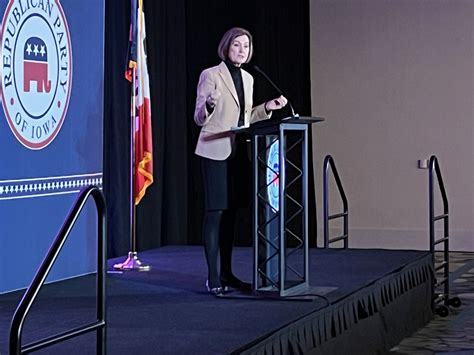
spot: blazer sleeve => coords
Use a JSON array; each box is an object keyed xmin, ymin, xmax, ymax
[
  {"xmin": 194, "ymin": 69, "xmax": 216, "ymax": 126},
  {"xmin": 250, "ymin": 102, "xmax": 272, "ymax": 124}
]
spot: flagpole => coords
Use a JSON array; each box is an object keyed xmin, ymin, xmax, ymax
[{"xmin": 113, "ymin": 67, "xmax": 150, "ymax": 272}]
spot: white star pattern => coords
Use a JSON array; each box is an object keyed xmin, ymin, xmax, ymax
[
  {"xmin": 0, "ymin": 175, "xmax": 103, "ymax": 200},
  {"xmin": 26, "ymin": 43, "xmax": 32, "ymax": 55},
  {"xmin": 40, "ymin": 45, "xmax": 46, "ymax": 56},
  {"xmin": 33, "ymin": 44, "xmax": 39, "ymax": 56}
]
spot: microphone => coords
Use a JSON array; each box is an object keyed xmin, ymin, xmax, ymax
[{"xmin": 252, "ymin": 65, "xmax": 298, "ymax": 118}]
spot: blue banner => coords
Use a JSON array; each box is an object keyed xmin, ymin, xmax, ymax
[{"xmin": 0, "ymin": 0, "xmax": 104, "ymax": 293}]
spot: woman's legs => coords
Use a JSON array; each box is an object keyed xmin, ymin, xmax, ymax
[
  {"xmin": 219, "ymin": 209, "xmax": 251, "ymax": 290},
  {"xmin": 200, "ymin": 148, "xmax": 252, "ymax": 291},
  {"xmin": 204, "ymin": 208, "xmax": 250, "ymax": 290},
  {"xmin": 219, "ymin": 209, "xmax": 235, "ymax": 278},
  {"xmin": 202, "ymin": 209, "xmax": 224, "ymax": 288},
  {"xmin": 201, "ymin": 157, "xmax": 228, "ymax": 290}
]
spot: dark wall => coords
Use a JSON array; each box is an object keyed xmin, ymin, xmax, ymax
[{"xmin": 104, "ymin": 0, "xmax": 311, "ymax": 257}]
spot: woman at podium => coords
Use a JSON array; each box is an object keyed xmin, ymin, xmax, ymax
[{"xmin": 193, "ymin": 27, "xmax": 287, "ymax": 295}]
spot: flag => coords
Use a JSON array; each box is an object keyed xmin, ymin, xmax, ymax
[{"xmin": 126, "ymin": 0, "xmax": 153, "ymax": 205}]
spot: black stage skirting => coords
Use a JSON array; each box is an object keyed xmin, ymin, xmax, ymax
[{"xmin": 0, "ymin": 247, "xmax": 433, "ymax": 354}]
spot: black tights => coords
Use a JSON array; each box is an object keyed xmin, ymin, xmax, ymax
[{"xmin": 202, "ymin": 209, "xmax": 236, "ymax": 288}]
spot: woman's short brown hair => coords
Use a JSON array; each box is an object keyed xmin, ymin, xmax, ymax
[{"xmin": 217, "ymin": 27, "xmax": 253, "ymax": 63}]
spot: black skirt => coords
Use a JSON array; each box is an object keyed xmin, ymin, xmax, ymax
[{"xmin": 200, "ymin": 139, "xmax": 251, "ymax": 211}]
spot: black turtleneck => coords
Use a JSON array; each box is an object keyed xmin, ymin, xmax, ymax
[{"xmin": 224, "ymin": 61, "xmax": 245, "ymax": 127}]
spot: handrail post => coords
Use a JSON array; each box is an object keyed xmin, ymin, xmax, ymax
[
  {"xmin": 10, "ymin": 186, "xmax": 107, "ymax": 354},
  {"xmin": 94, "ymin": 188, "xmax": 107, "ymax": 355},
  {"xmin": 323, "ymin": 156, "xmax": 330, "ymax": 248},
  {"xmin": 429, "ymin": 155, "xmax": 450, "ymax": 309},
  {"xmin": 429, "ymin": 158, "xmax": 435, "ymax": 254},
  {"xmin": 323, "ymin": 155, "xmax": 349, "ymax": 248},
  {"xmin": 428, "ymin": 156, "xmax": 436, "ymax": 312}
]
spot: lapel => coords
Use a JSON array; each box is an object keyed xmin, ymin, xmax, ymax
[{"xmin": 218, "ymin": 62, "xmax": 239, "ymax": 107}]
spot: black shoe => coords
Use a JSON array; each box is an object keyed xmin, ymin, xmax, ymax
[
  {"xmin": 220, "ymin": 274, "xmax": 251, "ymax": 290},
  {"xmin": 206, "ymin": 280, "xmax": 225, "ymax": 296}
]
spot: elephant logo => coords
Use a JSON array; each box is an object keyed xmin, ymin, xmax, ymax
[
  {"xmin": 0, "ymin": 0, "xmax": 72, "ymax": 150},
  {"xmin": 23, "ymin": 37, "xmax": 52, "ymax": 93}
]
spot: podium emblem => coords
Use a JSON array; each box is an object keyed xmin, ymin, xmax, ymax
[
  {"xmin": 266, "ymin": 140, "xmax": 280, "ymax": 211},
  {"xmin": 1, "ymin": 0, "xmax": 73, "ymax": 150}
]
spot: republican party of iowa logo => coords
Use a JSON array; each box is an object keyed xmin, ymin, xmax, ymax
[{"xmin": 1, "ymin": 0, "xmax": 72, "ymax": 149}]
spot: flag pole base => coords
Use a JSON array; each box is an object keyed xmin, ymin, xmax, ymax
[{"xmin": 113, "ymin": 251, "xmax": 151, "ymax": 271}]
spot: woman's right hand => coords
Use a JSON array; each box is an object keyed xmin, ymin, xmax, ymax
[{"xmin": 206, "ymin": 90, "xmax": 221, "ymax": 108}]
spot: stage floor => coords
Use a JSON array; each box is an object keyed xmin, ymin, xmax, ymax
[{"xmin": 0, "ymin": 246, "xmax": 432, "ymax": 354}]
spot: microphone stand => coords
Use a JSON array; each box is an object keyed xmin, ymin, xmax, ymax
[{"xmin": 252, "ymin": 65, "xmax": 299, "ymax": 119}]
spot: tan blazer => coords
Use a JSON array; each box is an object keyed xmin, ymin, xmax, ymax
[{"xmin": 194, "ymin": 62, "xmax": 270, "ymax": 160}]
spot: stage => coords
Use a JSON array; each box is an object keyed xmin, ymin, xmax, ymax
[{"xmin": 0, "ymin": 246, "xmax": 433, "ymax": 354}]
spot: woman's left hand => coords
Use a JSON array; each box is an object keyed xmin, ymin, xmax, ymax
[{"xmin": 265, "ymin": 95, "xmax": 288, "ymax": 111}]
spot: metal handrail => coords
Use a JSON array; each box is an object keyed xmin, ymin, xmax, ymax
[
  {"xmin": 429, "ymin": 155, "xmax": 449, "ymax": 306},
  {"xmin": 323, "ymin": 155, "xmax": 349, "ymax": 248},
  {"xmin": 10, "ymin": 186, "xmax": 107, "ymax": 354}
]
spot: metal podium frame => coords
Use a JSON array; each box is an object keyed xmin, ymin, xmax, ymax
[{"xmin": 247, "ymin": 117, "xmax": 323, "ymax": 297}]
